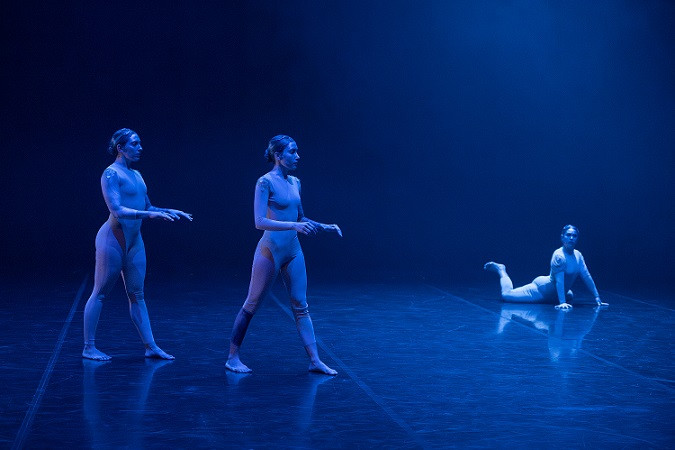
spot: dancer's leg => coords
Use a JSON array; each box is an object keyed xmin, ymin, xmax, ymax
[
  {"xmin": 282, "ymin": 253, "xmax": 337, "ymax": 376},
  {"xmin": 281, "ymin": 253, "xmax": 315, "ymax": 346},
  {"xmin": 484, "ymin": 262, "xmax": 544, "ymax": 303},
  {"xmin": 226, "ymin": 245, "xmax": 277, "ymax": 373},
  {"xmin": 122, "ymin": 238, "xmax": 174, "ymax": 360},
  {"xmin": 503, "ymin": 283, "xmax": 545, "ymax": 303},
  {"xmin": 83, "ymin": 224, "xmax": 123, "ymax": 360}
]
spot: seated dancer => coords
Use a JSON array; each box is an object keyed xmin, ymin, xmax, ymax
[
  {"xmin": 484, "ymin": 225, "xmax": 608, "ymax": 310},
  {"xmin": 226, "ymin": 135, "xmax": 342, "ymax": 375},
  {"xmin": 82, "ymin": 129, "xmax": 192, "ymax": 361}
]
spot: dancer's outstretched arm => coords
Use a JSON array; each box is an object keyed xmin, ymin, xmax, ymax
[
  {"xmin": 298, "ymin": 212, "xmax": 342, "ymax": 237},
  {"xmin": 296, "ymin": 179, "xmax": 342, "ymax": 237},
  {"xmin": 145, "ymin": 193, "xmax": 192, "ymax": 221},
  {"xmin": 102, "ymin": 169, "xmax": 175, "ymax": 221}
]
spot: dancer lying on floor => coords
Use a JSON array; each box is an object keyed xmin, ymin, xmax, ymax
[{"xmin": 484, "ymin": 225, "xmax": 608, "ymax": 310}]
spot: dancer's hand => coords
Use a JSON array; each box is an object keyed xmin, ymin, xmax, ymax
[
  {"xmin": 148, "ymin": 211, "xmax": 175, "ymax": 221},
  {"xmin": 325, "ymin": 224, "xmax": 342, "ymax": 237},
  {"xmin": 166, "ymin": 209, "xmax": 193, "ymax": 221},
  {"xmin": 555, "ymin": 302, "xmax": 573, "ymax": 310},
  {"xmin": 294, "ymin": 221, "xmax": 319, "ymax": 235}
]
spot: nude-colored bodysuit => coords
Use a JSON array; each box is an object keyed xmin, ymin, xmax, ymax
[
  {"xmin": 82, "ymin": 166, "xmax": 157, "ymax": 346},
  {"xmin": 501, "ymin": 248, "xmax": 600, "ymax": 303},
  {"xmin": 238, "ymin": 173, "xmax": 315, "ymax": 346}
]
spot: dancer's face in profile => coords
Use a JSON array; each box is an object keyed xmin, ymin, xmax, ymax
[
  {"xmin": 276, "ymin": 141, "xmax": 300, "ymax": 171},
  {"xmin": 561, "ymin": 228, "xmax": 579, "ymax": 251},
  {"xmin": 117, "ymin": 133, "xmax": 143, "ymax": 162}
]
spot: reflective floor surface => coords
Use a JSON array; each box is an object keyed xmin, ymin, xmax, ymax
[{"xmin": 1, "ymin": 274, "xmax": 673, "ymax": 448}]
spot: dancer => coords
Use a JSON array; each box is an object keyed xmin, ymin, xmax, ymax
[
  {"xmin": 82, "ymin": 128, "xmax": 192, "ymax": 361},
  {"xmin": 226, "ymin": 135, "xmax": 341, "ymax": 375},
  {"xmin": 484, "ymin": 225, "xmax": 608, "ymax": 310}
]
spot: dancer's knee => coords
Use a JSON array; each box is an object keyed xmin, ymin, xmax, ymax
[
  {"xmin": 126, "ymin": 290, "xmax": 145, "ymax": 303},
  {"xmin": 242, "ymin": 297, "xmax": 261, "ymax": 315},
  {"xmin": 501, "ymin": 291, "xmax": 518, "ymax": 302},
  {"xmin": 90, "ymin": 292, "xmax": 107, "ymax": 303},
  {"xmin": 291, "ymin": 300, "xmax": 310, "ymax": 319}
]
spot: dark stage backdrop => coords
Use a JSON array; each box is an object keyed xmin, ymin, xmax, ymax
[{"xmin": 2, "ymin": 1, "xmax": 673, "ymax": 296}]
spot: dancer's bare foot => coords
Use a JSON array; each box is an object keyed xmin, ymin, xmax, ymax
[
  {"xmin": 82, "ymin": 345, "xmax": 111, "ymax": 361},
  {"xmin": 484, "ymin": 261, "xmax": 505, "ymax": 273},
  {"xmin": 225, "ymin": 357, "xmax": 252, "ymax": 373},
  {"xmin": 144, "ymin": 344, "xmax": 175, "ymax": 360},
  {"xmin": 308, "ymin": 360, "xmax": 337, "ymax": 376}
]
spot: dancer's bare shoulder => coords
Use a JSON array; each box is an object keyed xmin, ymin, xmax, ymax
[{"xmin": 103, "ymin": 166, "xmax": 119, "ymax": 180}]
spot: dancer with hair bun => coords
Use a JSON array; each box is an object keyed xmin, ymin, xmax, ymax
[
  {"xmin": 226, "ymin": 135, "xmax": 341, "ymax": 375},
  {"xmin": 82, "ymin": 129, "xmax": 192, "ymax": 361}
]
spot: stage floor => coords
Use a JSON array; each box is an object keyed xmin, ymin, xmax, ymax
[{"xmin": 2, "ymin": 274, "xmax": 673, "ymax": 448}]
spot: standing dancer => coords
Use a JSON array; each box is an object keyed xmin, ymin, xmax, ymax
[
  {"xmin": 226, "ymin": 135, "xmax": 341, "ymax": 375},
  {"xmin": 484, "ymin": 225, "xmax": 608, "ymax": 310},
  {"xmin": 82, "ymin": 128, "xmax": 192, "ymax": 361}
]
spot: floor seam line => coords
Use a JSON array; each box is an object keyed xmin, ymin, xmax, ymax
[
  {"xmin": 601, "ymin": 289, "xmax": 674, "ymax": 312},
  {"xmin": 425, "ymin": 284, "xmax": 675, "ymax": 393},
  {"xmin": 269, "ymin": 291, "xmax": 427, "ymax": 449},
  {"xmin": 12, "ymin": 273, "xmax": 89, "ymax": 450}
]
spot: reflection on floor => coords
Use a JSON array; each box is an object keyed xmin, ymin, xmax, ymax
[{"xmin": 1, "ymin": 275, "xmax": 673, "ymax": 448}]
